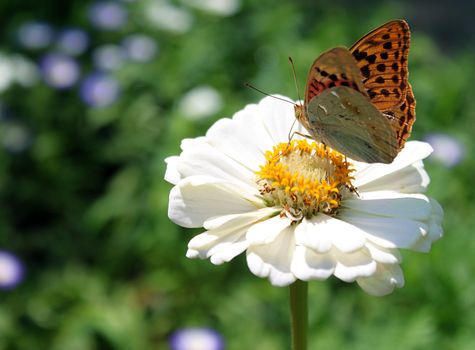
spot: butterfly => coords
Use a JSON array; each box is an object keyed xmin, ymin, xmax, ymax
[{"xmin": 294, "ymin": 20, "xmax": 415, "ymax": 164}]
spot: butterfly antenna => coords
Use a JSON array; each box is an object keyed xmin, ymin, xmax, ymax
[
  {"xmin": 288, "ymin": 57, "xmax": 302, "ymax": 103},
  {"xmin": 244, "ymin": 83, "xmax": 294, "ymax": 105}
]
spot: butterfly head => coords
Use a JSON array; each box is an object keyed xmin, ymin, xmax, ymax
[{"xmin": 294, "ymin": 103, "xmax": 311, "ymax": 131}]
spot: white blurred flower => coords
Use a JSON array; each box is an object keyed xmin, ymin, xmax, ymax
[
  {"xmin": 183, "ymin": 0, "xmax": 241, "ymax": 16},
  {"xmin": 121, "ymin": 34, "xmax": 158, "ymax": 62},
  {"xmin": 178, "ymin": 86, "xmax": 222, "ymax": 120},
  {"xmin": 92, "ymin": 44, "xmax": 125, "ymax": 71},
  {"xmin": 0, "ymin": 53, "xmax": 39, "ymax": 92},
  {"xmin": 17, "ymin": 21, "xmax": 54, "ymax": 49},
  {"xmin": 0, "ymin": 251, "xmax": 24, "ymax": 289},
  {"xmin": 11, "ymin": 55, "xmax": 39, "ymax": 87},
  {"xmin": 144, "ymin": 0, "xmax": 193, "ymax": 34},
  {"xmin": 0, "ymin": 121, "xmax": 32, "ymax": 153},
  {"xmin": 89, "ymin": 1, "xmax": 128, "ymax": 30},
  {"xmin": 80, "ymin": 73, "xmax": 120, "ymax": 108},
  {"xmin": 40, "ymin": 53, "xmax": 80, "ymax": 89},
  {"xmin": 170, "ymin": 328, "xmax": 224, "ymax": 350},
  {"xmin": 166, "ymin": 96, "xmax": 443, "ymax": 296},
  {"xmin": 56, "ymin": 28, "xmax": 89, "ymax": 56},
  {"xmin": 0, "ymin": 54, "xmax": 15, "ymax": 92},
  {"xmin": 424, "ymin": 133, "xmax": 465, "ymax": 167}
]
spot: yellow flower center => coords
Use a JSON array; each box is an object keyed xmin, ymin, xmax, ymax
[{"xmin": 256, "ymin": 140, "xmax": 356, "ymax": 221}]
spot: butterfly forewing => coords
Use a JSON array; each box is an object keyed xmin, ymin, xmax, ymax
[
  {"xmin": 305, "ymin": 47, "xmax": 367, "ymax": 105},
  {"xmin": 350, "ymin": 20, "xmax": 410, "ymax": 111}
]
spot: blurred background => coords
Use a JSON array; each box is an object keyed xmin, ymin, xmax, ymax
[{"xmin": 0, "ymin": 0, "xmax": 474, "ymax": 349}]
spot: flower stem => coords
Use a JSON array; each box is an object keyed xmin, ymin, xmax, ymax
[{"xmin": 289, "ymin": 280, "xmax": 308, "ymax": 350}]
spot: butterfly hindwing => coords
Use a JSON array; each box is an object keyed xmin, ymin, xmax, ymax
[
  {"xmin": 306, "ymin": 86, "xmax": 398, "ymax": 163},
  {"xmin": 384, "ymin": 82, "xmax": 416, "ymax": 149}
]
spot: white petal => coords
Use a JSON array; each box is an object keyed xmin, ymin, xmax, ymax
[
  {"xmin": 333, "ymin": 248, "xmax": 377, "ymax": 282},
  {"xmin": 188, "ymin": 231, "xmax": 222, "ymax": 249},
  {"xmin": 341, "ymin": 194, "xmax": 432, "ymax": 221},
  {"xmin": 357, "ymin": 161, "xmax": 430, "ymax": 193},
  {"xmin": 294, "ymin": 217, "xmax": 332, "ymax": 253},
  {"xmin": 203, "ymin": 207, "xmax": 280, "ymax": 231},
  {"xmin": 259, "ymin": 95, "xmax": 304, "ymax": 144},
  {"xmin": 194, "ymin": 209, "xmax": 279, "ymax": 261},
  {"xmin": 187, "ymin": 216, "xmax": 253, "ymax": 263},
  {"xmin": 353, "ymin": 161, "xmax": 430, "ymax": 193},
  {"xmin": 187, "ymin": 229, "xmax": 247, "ymax": 261},
  {"xmin": 168, "ymin": 176, "xmax": 264, "ymax": 228},
  {"xmin": 341, "ymin": 214, "xmax": 426, "ymax": 249},
  {"xmin": 356, "ymin": 264, "xmax": 404, "ymax": 296},
  {"xmin": 291, "ymin": 246, "xmax": 336, "ymax": 280},
  {"xmin": 295, "ymin": 214, "xmax": 366, "ymax": 253},
  {"xmin": 186, "ymin": 240, "xmax": 249, "ymax": 264},
  {"xmin": 430, "ymin": 197, "xmax": 444, "ymax": 218},
  {"xmin": 176, "ymin": 138, "xmax": 257, "ymax": 191},
  {"xmin": 164, "ymin": 156, "xmax": 181, "ymax": 184},
  {"xmin": 428, "ymin": 199, "xmax": 444, "ymax": 242},
  {"xmin": 246, "ymin": 214, "xmax": 292, "ymax": 245},
  {"xmin": 209, "ymin": 240, "xmax": 249, "ymax": 265},
  {"xmin": 246, "ymin": 226, "xmax": 297, "ymax": 286},
  {"xmin": 411, "ymin": 198, "xmax": 443, "ymax": 252},
  {"xmin": 186, "ymin": 248, "xmax": 200, "ymax": 258},
  {"xmin": 179, "ymin": 136, "xmax": 207, "ymax": 151},
  {"xmin": 206, "ymin": 104, "xmax": 273, "ymax": 171},
  {"xmin": 188, "ymin": 222, "xmax": 248, "ymax": 252},
  {"xmin": 365, "ymin": 243, "xmax": 401, "ymax": 264},
  {"xmin": 353, "ymin": 141, "xmax": 432, "ymax": 188}
]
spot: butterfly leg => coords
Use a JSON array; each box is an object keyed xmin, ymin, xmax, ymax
[
  {"xmin": 342, "ymin": 156, "xmax": 360, "ymax": 197},
  {"xmin": 284, "ymin": 131, "xmax": 315, "ymax": 154},
  {"xmin": 290, "ymin": 131, "xmax": 314, "ymax": 140}
]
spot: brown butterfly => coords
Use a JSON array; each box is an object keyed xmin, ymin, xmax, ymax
[{"xmin": 294, "ymin": 20, "xmax": 415, "ymax": 164}]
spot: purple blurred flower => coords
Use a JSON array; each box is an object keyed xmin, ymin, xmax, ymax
[
  {"xmin": 56, "ymin": 28, "xmax": 89, "ymax": 56},
  {"xmin": 424, "ymin": 133, "xmax": 465, "ymax": 167},
  {"xmin": 92, "ymin": 44, "xmax": 125, "ymax": 71},
  {"xmin": 121, "ymin": 34, "xmax": 158, "ymax": 62},
  {"xmin": 80, "ymin": 73, "xmax": 120, "ymax": 108},
  {"xmin": 169, "ymin": 328, "xmax": 224, "ymax": 350},
  {"xmin": 17, "ymin": 21, "xmax": 54, "ymax": 49},
  {"xmin": 0, "ymin": 251, "xmax": 24, "ymax": 290},
  {"xmin": 40, "ymin": 53, "xmax": 80, "ymax": 89},
  {"xmin": 89, "ymin": 1, "xmax": 128, "ymax": 30}
]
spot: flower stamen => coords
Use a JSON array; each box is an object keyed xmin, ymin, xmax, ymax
[{"xmin": 256, "ymin": 140, "xmax": 355, "ymax": 221}]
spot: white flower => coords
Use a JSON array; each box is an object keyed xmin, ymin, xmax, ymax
[
  {"xmin": 178, "ymin": 85, "xmax": 223, "ymax": 120},
  {"xmin": 165, "ymin": 96, "xmax": 443, "ymax": 296}
]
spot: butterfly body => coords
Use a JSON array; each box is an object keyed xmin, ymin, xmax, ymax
[{"xmin": 295, "ymin": 20, "xmax": 415, "ymax": 164}]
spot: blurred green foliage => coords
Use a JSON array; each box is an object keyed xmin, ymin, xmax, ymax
[{"xmin": 0, "ymin": 0, "xmax": 474, "ymax": 349}]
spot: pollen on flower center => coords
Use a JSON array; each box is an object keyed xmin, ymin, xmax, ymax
[{"xmin": 256, "ymin": 139, "xmax": 355, "ymax": 220}]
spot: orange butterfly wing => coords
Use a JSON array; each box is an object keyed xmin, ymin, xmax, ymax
[
  {"xmin": 304, "ymin": 47, "xmax": 367, "ymax": 106},
  {"xmin": 350, "ymin": 20, "xmax": 410, "ymax": 109},
  {"xmin": 384, "ymin": 83, "xmax": 416, "ymax": 148},
  {"xmin": 349, "ymin": 20, "xmax": 415, "ymax": 149}
]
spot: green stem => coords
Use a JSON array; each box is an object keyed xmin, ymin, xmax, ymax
[{"xmin": 289, "ymin": 280, "xmax": 308, "ymax": 350}]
